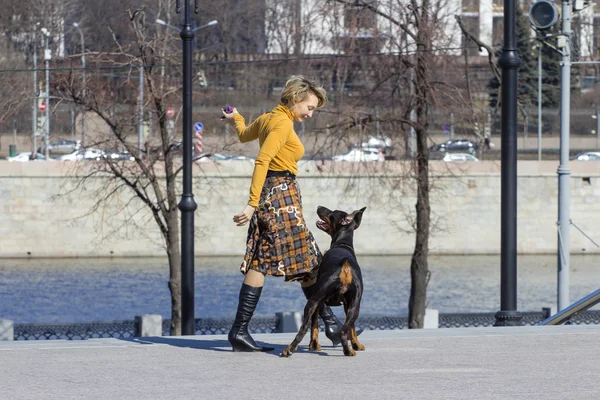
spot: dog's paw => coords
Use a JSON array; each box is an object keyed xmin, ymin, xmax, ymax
[
  {"xmin": 343, "ymin": 348, "xmax": 357, "ymax": 357},
  {"xmin": 280, "ymin": 346, "xmax": 293, "ymax": 358},
  {"xmin": 352, "ymin": 342, "xmax": 365, "ymax": 351},
  {"xmin": 309, "ymin": 341, "xmax": 321, "ymax": 352}
]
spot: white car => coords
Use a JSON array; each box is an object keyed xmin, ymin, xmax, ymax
[
  {"xmin": 360, "ymin": 136, "xmax": 393, "ymax": 151},
  {"xmin": 83, "ymin": 148, "xmax": 105, "ymax": 160},
  {"xmin": 571, "ymin": 152, "xmax": 600, "ymax": 161},
  {"xmin": 7, "ymin": 152, "xmax": 52, "ymax": 162},
  {"xmin": 59, "ymin": 149, "xmax": 85, "ymax": 161},
  {"xmin": 442, "ymin": 153, "xmax": 480, "ymax": 162},
  {"xmin": 59, "ymin": 148, "xmax": 105, "ymax": 161},
  {"xmin": 332, "ymin": 148, "xmax": 385, "ymax": 162},
  {"xmin": 197, "ymin": 153, "xmax": 254, "ymax": 162}
]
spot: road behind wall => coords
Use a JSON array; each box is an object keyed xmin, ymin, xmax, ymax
[{"xmin": 2, "ymin": 160, "xmax": 600, "ymax": 257}]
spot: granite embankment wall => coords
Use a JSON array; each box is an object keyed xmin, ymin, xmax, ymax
[{"xmin": 2, "ymin": 160, "xmax": 600, "ymax": 257}]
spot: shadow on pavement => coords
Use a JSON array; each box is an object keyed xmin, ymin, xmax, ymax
[{"xmin": 118, "ymin": 336, "xmax": 335, "ymax": 357}]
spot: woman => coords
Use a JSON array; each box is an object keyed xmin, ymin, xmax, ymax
[{"xmin": 222, "ymin": 76, "xmax": 344, "ymax": 352}]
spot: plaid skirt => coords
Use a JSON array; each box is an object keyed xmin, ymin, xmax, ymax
[{"xmin": 240, "ymin": 174, "xmax": 322, "ymax": 282}]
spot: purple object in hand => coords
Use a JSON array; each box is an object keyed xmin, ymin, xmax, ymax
[{"xmin": 224, "ymin": 105, "xmax": 234, "ymax": 114}]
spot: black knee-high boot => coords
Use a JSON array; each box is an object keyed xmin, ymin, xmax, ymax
[
  {"xmin": 301, "ymin": 284, "xmax": 344, "ymax": 346},
  {"xmin": 228, "ymin": 284, "xmax": 274, "ymax": 352}
]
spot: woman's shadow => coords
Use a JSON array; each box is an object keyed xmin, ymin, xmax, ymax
[{"xmin": 119, "ymin": 336, "xmax": 331, "ymax": 357}]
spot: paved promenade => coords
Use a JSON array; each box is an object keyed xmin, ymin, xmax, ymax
[{"xmin": 1, "ymin": 325, "xmax": 599, "ymax": 400}]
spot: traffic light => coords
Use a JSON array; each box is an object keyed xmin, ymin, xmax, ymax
[{"xmin": 528, "ymin": 0, "xmax": 560, "ymax": 30}]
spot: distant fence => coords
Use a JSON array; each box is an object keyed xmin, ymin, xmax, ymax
[{"xmin": 12, "ymin": 310, "xmax": 600, "ymax": 340}]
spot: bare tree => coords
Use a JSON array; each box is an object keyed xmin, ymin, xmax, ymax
[
  {"xmin": 328, "ymin": 0, "xmax": 479, "ymax": 328},
  {"xmin": 53, "ymin": 7, "xmax": 214, "ymax": 335}
]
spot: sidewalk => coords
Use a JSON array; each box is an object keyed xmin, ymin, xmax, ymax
[{"xmin": 1, "ymin": 325, "xmax": 598, "ymax": 399}]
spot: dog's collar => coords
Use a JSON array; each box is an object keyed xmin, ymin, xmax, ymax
[{"xmin": 331, "ymin": 243, "xmax": 355, "ymax": 255}]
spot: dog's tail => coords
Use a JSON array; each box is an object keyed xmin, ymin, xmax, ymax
[{"xmin": 339, "ymin": 261, "xmax": 353, "ymax": 293}]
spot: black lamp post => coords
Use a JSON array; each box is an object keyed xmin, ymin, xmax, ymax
[
  {"xmin": 176, "ymin": 0, "xmax": 198, "ymax": 335},
  {"xmin": 495, "ymin": 0, "xmax": 522, "ymax": 326}
]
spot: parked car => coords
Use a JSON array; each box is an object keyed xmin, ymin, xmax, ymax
[
  {"xmin": 430, "ymin": 138, "xmax": 479, "ymax": 154},
  {"xmin": 103, "ymin": 151, "xmax": 135, "ymax": 161},
  {"xmin": 39, "ymin": 139, "xmax": 80, "ymax": 155},
  {"xmin": 59, "ymin": 149, "xmax": 85, "ymax": 161},
  {"xmin": 59, "ymin": 148, "xmax": 105, "ymax": 161},
  {"xmin": 8, "ymin": 152, "xmax": 53, "ymax": 162},
  {"xmin": 571, "ymin": 151, "xmax": 600, "ymax": 161},
  {"xmin": 197, "ymin": 153, "xmax": 254, "ymax": 162},
  {"xmin": 442, "ymin": 152, "xmax": 480, "ymax": 162},
  {"xmin": 332, "ymin": 147, "xmax": 385, "ymax": 162},
  {"xmin": 83, "ymin": 148, "xmax": 105, "ymax": 160},
  {"xmin": 359, "ymin": 135, "xmax": 393, "ymax": 153}
]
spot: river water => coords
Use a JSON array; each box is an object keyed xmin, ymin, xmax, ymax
[{"xmin": 0, "ymin": 255, "xmax": 598, "ymax": 324}]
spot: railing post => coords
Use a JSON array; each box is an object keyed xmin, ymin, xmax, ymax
[
  {"xmin": 424, "ymin": 309, "xmax": 439, "ymax": 329},
  {"xmin": 134, "ymin": 315, "xmax": 163, "ymax": 337},
  {"xmin": 275, "ymin": 312, "xmax": 302, "ymax": 333},
  {"xmin": 542, "ymin": 307, "xmax": 557, "ymax": 319},
  {"xmin": 0, "ymin": 319, "xmax": 14, "ymax": 341}
]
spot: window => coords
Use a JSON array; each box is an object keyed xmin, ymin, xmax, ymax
[
  {"xmin": 462, "ymin": 0, "xmax": 479, "ymax": 13},
  {"xmin": 493, "ymin": 16, "xmax": 504, "ymax": 48},
  {"xmin": 344, "ymin": 1, "xmax": 377, "ymax": 32},
  {"xmin": 461, "ymin": 15, "xmax": 480, "ymax": 56},
  {"xmin": 492, "ymin": 0, "xmax": 504, "ymax": 12},
  {"xmin": 594, "ymin": 16, "xmax": 600, "ymax": 57}
]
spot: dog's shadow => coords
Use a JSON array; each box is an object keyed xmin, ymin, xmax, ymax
[{"xmin": 120, "ymin": 336, "xmax": 338, "ymax": 357}]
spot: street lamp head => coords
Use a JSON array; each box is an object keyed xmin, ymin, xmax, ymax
[
  {"xmin": 207, "ymin": 20, "xmax": 218, "ymax": 27},
  {"xmin": 73, "ymin": 22, "xmax": 79, "ymax": 28},
  {"xmin": 155, "ymin": 19, "xmax": 167, "ymax": 26},
  {"xmin": 40, "ymin": 27, "xmax": 50, "ymax": 36}
]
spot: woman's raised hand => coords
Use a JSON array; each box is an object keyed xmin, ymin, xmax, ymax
[{"xmin": 221, "ymin": 107, "xmax": 238, "ymax": 120}]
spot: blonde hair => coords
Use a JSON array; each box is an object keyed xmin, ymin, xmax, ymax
[{"xmin": 280, "ymin": 76, "xmax": 327, "ymax": 108}]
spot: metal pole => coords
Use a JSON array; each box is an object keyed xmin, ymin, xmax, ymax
[
  {"xmin": 557, "ymin": 0, "xmax": 572, "ymax": 312},
  {"xmin": 138, "ymin": 65, "xmax": 144, "ymax": 157},
  {"xmin": 538, "ymin": 44, "xmax": 542, "ymax": 161},
  {"xmin": 32, "ymin": 28, "xmax": 37, "ymax": 154},
  {"xmin": 596, "ymin": 105, "xmax": 600, "ymax": 149},
  {"xmin": 73, "ymin": 24, "xmax": 86, "ymax": 147},
  {"xmin": 409, "ymin": 68, "xmax": 415, "ymax": 158},
  {"xmin": 494, "ymin": 0, "xmax": 522, "ymax": 326},
  {"xmin": 81, "ymin": 36, "xmax": 86, "ymax": 147},
  {"xmin": 71, "ymin": 104, "xmax": 75, "ymax": 137},
  {"xmin": 44, "ymin": 33, "xmax": 50, "ymax": 160},
  {"xmin": 177, "ymin": 0, "xmax": 198, "ymax": 336}
]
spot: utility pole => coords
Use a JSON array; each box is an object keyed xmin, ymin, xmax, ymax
[
  {"xmin": 409, "ymin": 68, "xmax": 415, "ymax": 158},
  {"xmin": 40, "ymin": 28, "xmax": 51, "ymax": 159},
  {"xmin": 596, "ymin": 104, "xmax": 600, "ymax": 150},
  {"xmin": 556, "ymin": 0, "xmax": 572, "ymax": 312},
  {"xmin": 32, "ymin": 24, "xmax": 38, "ymax": 154},
  {"xmin": 138, "ymin": 65, "xmax": 144, "ymax": 157},
  {"xmin": 537, "ymin": 44, "xmax": 542, "ymax": 161},
  {"xmin": 73, "ymin": 23, "xmax": 86, "ymax": 147}
]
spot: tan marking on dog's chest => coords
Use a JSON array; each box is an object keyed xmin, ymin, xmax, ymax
[{"xmin": 340, "ymin": 261, "xmax": 353, "ymax": 290}]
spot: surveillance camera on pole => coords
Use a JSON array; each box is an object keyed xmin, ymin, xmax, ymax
[{"xmin": 529, "ymin": 0, "xmax": 560, "ymax": 31}]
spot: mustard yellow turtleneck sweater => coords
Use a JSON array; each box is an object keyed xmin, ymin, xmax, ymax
[{"xmin": 232, "ymin": 104, "xmax": 304, "ymax": 208}]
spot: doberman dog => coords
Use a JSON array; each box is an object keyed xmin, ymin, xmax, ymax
[{"xmin": 281, "ymin": 206, "xmax": 367, "ymax": 357}]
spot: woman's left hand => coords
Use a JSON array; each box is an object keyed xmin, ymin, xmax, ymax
[
  {"xmin": 233, "ymin": 205, "xmax": 256, "ymax": 226},
  {"xmin": 221, "ymin": 107, "xmax": 239, "ymax": 120}
]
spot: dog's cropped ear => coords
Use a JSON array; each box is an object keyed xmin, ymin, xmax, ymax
[
  {"xmin": 317, "ymin": 206, "xmax": 332, "ymax": 219},
  {"xmin": 351, "ymin": 207, "xmax": 367, "ymax": 230}
]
